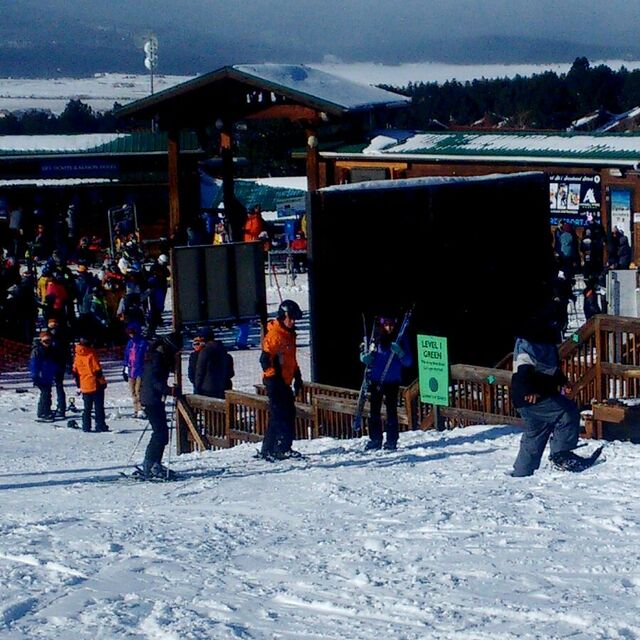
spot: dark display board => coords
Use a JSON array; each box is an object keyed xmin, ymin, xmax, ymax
[
  {"xmin": 173, "ymin": 242, "xmax": 266, "ymax": 327},
  {"xmin": 309, "ymin": 173, "xmax": 556, "ymax": 389}
]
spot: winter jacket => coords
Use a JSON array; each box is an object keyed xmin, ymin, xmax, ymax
[
  {"xmin": 242, "ymin": 212, "xmax": 264, "ymax": 242},
  {"xmin": 45, "ymin": 280, "xmax": 69, "ymax": 312},
  {"xmin": 29, "ymin": 343, "xmax": 59, "ymax": 386},
  {"xmin": 618, "ymin": 237, "xmax": 632, "ymax": 269},
  {"xmin": 194, "ymin": 341, "xmax": 233, "ymax": 398},
  {"xmin": 511, "ymin": 338, "xmax": 567, "ymax": 409},
  {"xmin": 72, "ymin": 344, "xmax": 106, "ymax": 394},
  {"xmin": 260, "ymin": 319, "xmax": 298, "ymax": 385},
  {"xmin": 368, "ymin": 334, "xmax": 412, "ymax": 385},
  {"xmin": 140, "ymin": 345, "xmax": 172, "ymax": 406},
  {"xmin": 124, "ymin": 335, "xmax": 149, "ymax": 379}
]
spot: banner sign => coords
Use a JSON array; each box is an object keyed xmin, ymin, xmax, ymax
[
  {"xmin": 610, "ymin": 188, "xmax": 632, "ymax": 241},
  {"xmin": 549, "ymin": 174, "xmax": 601, "ymax": 227},
  {"xmin": 417, "ymin": 334, "xmax": 449, "ymax": 406},
  {"xmin": 40, "ymin": 160, "xmax": 120, "ymax": 178}
]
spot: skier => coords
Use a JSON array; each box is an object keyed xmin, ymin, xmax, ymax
[
  {"xmin": 360, "ymin": 315, "xmax": 413, "ymax": 451},
  {"xmin": 259, "ymin": 299, "xmax": 304, "ymax": 460},
  {"xmin": 72, "ymin": 336, "xmax": 108, "ymax": 432},
  {"xmin": 194, "ymin": 327, "xmax": 234, "ymax": 398},
  {"xmin": 123, "ymin": 322, "xmax": 149, "ymax": 418},
  {"xmin": 187, "ymin": 331, "xmax": 206, "ymax": 391},
  {"xmin": 137, "ymin": 331, "xmax": 182, "ymax": 479},
  {"xmin": 29, "ymin": 330, "xmax": 59, "ymax": 421},
  {"xmin": 510, "ymin": 301, "xmax": 596, "ymax": 476},
  {"xmin": 47, "ymin": 318, "xmax": 70, "ymax": 418}
]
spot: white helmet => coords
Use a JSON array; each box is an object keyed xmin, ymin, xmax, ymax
[{"xmin": 158, "ymin": 254, "xmax": 169, "ymax": 265}]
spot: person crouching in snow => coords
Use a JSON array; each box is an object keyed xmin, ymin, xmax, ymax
[
  {"xmin": 123, "ymin": 322, "xmax": 149, "ymax": 418},
  {"xmin": 137, "ymin": 331, "xmax": 182, "ymax": 479},
  {"xmin": 361, "ymin": 315, "xmax": 413, "ymax": 451},
  {"xmin": 510, "ymin": 301, "xmax": 595, "ymax": 476},
  {"xmin": 72, "ymin": 336, "xmax": 108, "ymax": 432}
]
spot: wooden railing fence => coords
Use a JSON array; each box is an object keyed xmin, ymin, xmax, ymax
[{"xmin": 176, "ymin": 315, "xmax": 640, "ymax": 453}]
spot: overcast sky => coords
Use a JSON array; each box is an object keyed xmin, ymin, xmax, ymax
[{"xmin": 4, "ymin": 0, "xmax": 640, "ymax": 76}]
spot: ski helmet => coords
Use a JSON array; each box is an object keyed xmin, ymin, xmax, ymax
[
  {"xmin": 161, "ymin": 331, "xmax": 183, "ymax": 353},
  {"xmin": 277, "ymin": 299, "xmax": 303, "ymax": 321}
]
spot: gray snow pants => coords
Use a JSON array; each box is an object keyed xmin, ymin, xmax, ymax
[{"xmin": 513, "ymin": 394, "xmax": 580, "ymax": 477}]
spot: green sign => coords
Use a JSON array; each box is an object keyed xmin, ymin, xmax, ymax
[{"xmin": 417, "ymin": 334, "xmax": 449, "ymax": 406}]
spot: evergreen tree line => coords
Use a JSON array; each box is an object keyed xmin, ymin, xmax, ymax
[{"xmin": 383, "ymin": 57, "xmax": 640, "ymax": 130}]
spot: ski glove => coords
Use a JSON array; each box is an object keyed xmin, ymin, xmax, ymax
[
  {"xmin": 360, "ymin": 351, "xmax": 375, "ymax": 366},
  {"xmin": 390, "ymin": 342, "xmax": 405, "ymax": 359},
  {"xmin": 293, "ymin": 368, "xmax": 303, "ymax": 396}
]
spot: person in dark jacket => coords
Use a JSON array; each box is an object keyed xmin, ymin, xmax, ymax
[
  {"xmin": 47, "ymin": 318, "xmax": 70, "ymax": 418},
  {"xmin": 510, "ymin": 302, "xmax": 590, "ymax": 477},
  {"xmin": 194, "ymin": 327, "xmax": 234, "ymax": 398},
  {"xmin": 583, "ymin": 287, "xmax": 601, "ymax": 320},
  {"xmin": 29, "ymin": 330, "xmax": 59, "ymax": 420},
  {"xmin": 188, "ymin": 332, "xmax": 206, "ymax": 391},
  {"xmin": 617, "ymin": 234, "xmax": 632, "ymax": 269},
  {"xmin": 360, "ymin": 315, "xmax": 413, "ymax": 451},
  {"xmin": 138, "ymin": 331, "xmax": 182, "ymax": 478}
]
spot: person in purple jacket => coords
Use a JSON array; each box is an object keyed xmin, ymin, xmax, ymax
[
  {"xmin": 360, "ymin": 315, "xmax": 413, "ymax": 451},
  {"xmin": 123, "ymin": 322, "xmax": 149, "ymax": 418}
]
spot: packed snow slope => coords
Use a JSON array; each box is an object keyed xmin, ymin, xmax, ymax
[{"xmin": 1, "ymin": 278, "xmax": 639, "ymax": 639}]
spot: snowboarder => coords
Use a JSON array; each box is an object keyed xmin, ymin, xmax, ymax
[
  {"xmin": 72, "ymin": 336, "xmax": 108, "ymax": 432},
  {"xmin": 360, "ymin": 315, "xmax": 413, "ymax": 451},
  {"xmin": 259, "ymin": 299, "xmax": 304, "ymax": 460},
  {"xmin": 137, "ymin": 331, "xmax": 182, "ymax": 478},
  {"xmin": 510, "ymin": 302, "xmax": 595, "ymax": 476}
]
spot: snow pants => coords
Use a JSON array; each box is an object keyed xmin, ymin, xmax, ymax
[
  {"xmin": 261, "ymin": 377, "xmax": 295, "ymax": 456},
  {"xmin": 143, "ymin": 402, "xmax": 168, "ymax": 468},
  {"xmin": 368, "ymin": 382, "xmax": 400, "ymax": 447},
  {"xmin": 513, "ymin": 394, "xmax": 580, "ymax": 477},
  {"xmin": 82, "ymin": 386, "xmax": 106, "ymax": 431},
  {"xmin": 54, "ymin": 371, "xmax": 66, "ymax": 415},
  {"xmin": 36, "ymin": 383, "xmax": 52, "ymax": 418}
]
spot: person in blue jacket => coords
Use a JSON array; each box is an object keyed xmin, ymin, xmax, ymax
[
  {"xmin": 360, "ymin": 315, "xmax": 413, "ymax": 451},
  {"xmin": 29, "ymin": 330, "xmax": 60, "ymax": 421},
  {"xmin": 123, "ymin": 322, "xmax": 149, "ymax": 418}
]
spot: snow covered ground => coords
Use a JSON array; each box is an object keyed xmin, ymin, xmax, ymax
[
  {"xmin": 2, "ymin": 59, "xmax": 640, "ymax": 114},
  {"xmin": 1, "ymin": 275, "xmax": 639, "ymax": 639}
]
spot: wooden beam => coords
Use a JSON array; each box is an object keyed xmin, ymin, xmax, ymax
[
  {"xmin": 167, "ymin": 127, "xmax": 180, "ymax": 235},
  {"xmin": 306, "ymin": 127, "xmax": 320, "ymax": 192},
  {"xmin": 246, "ymin": 104, "xmax": 322, "ymax": 122},
  {"xmin": 176, "ymin": 397, "xmax": 210, "ymax": 451}
]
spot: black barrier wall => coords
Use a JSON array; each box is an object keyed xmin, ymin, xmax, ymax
[
  {"xmin": 308, "ymin": 173, "xmax": 556, "ymax": 389},
  {"xmin": 172, "ymin": 242, "xmax": 266, "ymax": 327}
]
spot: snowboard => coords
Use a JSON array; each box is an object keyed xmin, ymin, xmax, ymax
[{"xmin": 550, "ymin": 445, "xmax": 604, "ymax": 472}]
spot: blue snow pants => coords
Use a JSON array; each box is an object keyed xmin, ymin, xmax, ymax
[{"xmin": 513, "ymin": 394, "xmax": 580, "ymax": 477}]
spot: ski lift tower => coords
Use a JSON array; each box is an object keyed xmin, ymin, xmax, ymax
[{"xmin": 143, "ymin": 36, "xmax": 158, "ymax": 95}]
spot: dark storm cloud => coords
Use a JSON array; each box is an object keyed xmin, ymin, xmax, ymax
[{"xmin": 3, "ymin": 0, "xmax": 640, "ymax": 75}]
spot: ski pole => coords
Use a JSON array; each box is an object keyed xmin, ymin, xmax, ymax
[
  {"xmin": 165, "ymin": 396, "xmax": 175, "ymax": 479},
  {"xmin": 124, "ymin": 419, "xmax": 150, "ymax": 468},
  {"xmin": 271, "ymin": 264, "xmax": 283, "ymax": 303}
]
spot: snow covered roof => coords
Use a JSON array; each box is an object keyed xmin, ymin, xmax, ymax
[
  {"xmin": 117, "ymin": 64, "xmax": 410, "ymax": 120},
  {"xmin": 326, "ymin": 131, "xmax": 640, "ymax": 166},
  {"xmin": 0, "ymin": 131, "xmax": 202, "ymax": 157}
]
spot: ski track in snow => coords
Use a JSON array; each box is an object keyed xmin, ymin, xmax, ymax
[{"xmin": 1, "ymin": 278, "xmax": 640, "ymax": 638}]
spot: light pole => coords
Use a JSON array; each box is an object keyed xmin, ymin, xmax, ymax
[{"xmin": 143, "ymin": 36, "xmax": 158, "ymax": 95}]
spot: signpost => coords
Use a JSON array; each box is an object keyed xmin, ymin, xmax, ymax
[{"xmin": 417, "ymin": 334, "xmax": 449, "ymax": 429}]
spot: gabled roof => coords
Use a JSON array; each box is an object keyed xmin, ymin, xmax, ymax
[
  {"xmin": 116, "ymin": 64, "xmax": 409, "ymax": 122},
  {"xmin": 0, "ymin": 131, "xmax": 202, "ymax": 158},
  {"xmin": 325, "ymin": 131, "xmax": 640, "ymax": 167}
]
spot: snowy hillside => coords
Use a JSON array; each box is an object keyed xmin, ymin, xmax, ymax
[{"xmin": 0, "ymin": 275, "xmax": 638, "ymax": 639}]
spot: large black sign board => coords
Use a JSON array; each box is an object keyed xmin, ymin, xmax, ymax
[
  {"xmin": 309, "ymin": 173, "xmax": 556, "ymax": 389},
  {"xmin": 172, "ymin": 242, "xmax": 266, "ymax": 328}
]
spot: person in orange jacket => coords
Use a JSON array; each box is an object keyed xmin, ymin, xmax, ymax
[
  {"xmin": 242, "ymin": 204, "xmax": 265, "ymax": 242},
  {"xmin": 258, "ymin": 299, "xmax": 304, "ymax": 460},
  {"xmin": 72, "ymin": 336, "xmax": 108, "ymax": 432}
]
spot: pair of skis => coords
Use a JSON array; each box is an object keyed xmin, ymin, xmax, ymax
[{"xmin": 352, "ymin": 305, "xmax": 414, "ymax": 435}]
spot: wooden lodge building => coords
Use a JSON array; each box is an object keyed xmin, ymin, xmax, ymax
[{"xmin": 311, "ymin": 130, "xmax": 640, "ymax": 262}]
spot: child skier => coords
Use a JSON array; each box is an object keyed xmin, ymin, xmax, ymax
[
  {"xmin": 29, "ymin": 330, "xmax": 60, "ymax": 421},
  {"xmin": 123, "ymin": 322, "xmax": 149, "ymax": 418},
  {"xmin": 72, "ymin": 336, "xmax": 108, "ymax": 432}
]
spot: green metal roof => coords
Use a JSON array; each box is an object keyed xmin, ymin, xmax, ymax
[
  {"xmin": 0, "ymin": 131, "xmax": 202, "ymax": 157},
  {"xmin": 210, "ymin": 179, "xmax": 305, "ymax": 213},
  {"xmin": 327, "ymin": 131, "xmax": 640, "ymax": 166}
]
